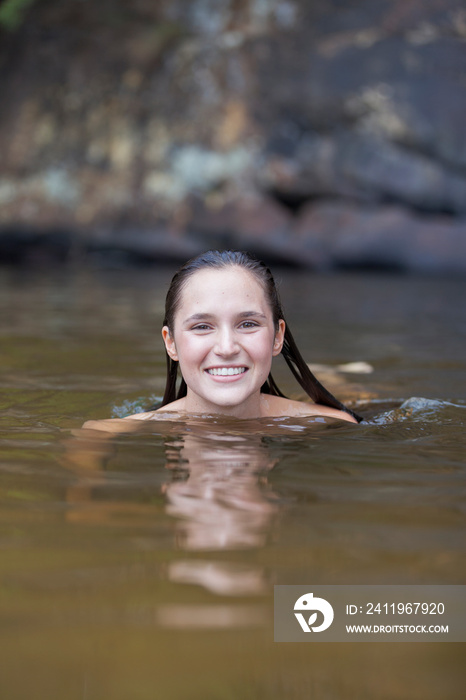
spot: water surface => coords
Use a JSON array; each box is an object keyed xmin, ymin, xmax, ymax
[{"xmin": 1, "ymin": 267, "xmax": 465, "ymax": 699}]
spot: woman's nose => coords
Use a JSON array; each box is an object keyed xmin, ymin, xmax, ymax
[{"xmin": 214, "ymin": 328, "xmax": 239, "ymax": 356}]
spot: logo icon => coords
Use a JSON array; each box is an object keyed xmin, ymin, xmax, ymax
[{"xmin": 294, "ymin": 592, "xmax": 334, "ymax": 632}]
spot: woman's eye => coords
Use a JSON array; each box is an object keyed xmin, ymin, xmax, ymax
[
  {"xmin": 240, "ymin": 321, "xmax": 258, "ymax": 329},
  {"xmin": 192, "ymin": 324, "xmax": 211, "ymax": 331}
]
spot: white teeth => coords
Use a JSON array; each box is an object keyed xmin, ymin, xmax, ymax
[{"xmin": 207, "ymin": 367, "xmax": 246, "ymax": 376}]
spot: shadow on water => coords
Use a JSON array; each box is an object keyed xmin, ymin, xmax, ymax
[{"xmin": 0, "ymin": 269, "xmax": 465, "ymax": 699}]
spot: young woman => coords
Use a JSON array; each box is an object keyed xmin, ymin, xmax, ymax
[{"xmin": 123, "ymin": 250, "xmax": 362, "ymax": 424}]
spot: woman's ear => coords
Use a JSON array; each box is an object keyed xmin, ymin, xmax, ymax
[
  {"xmin": 162, "ymin": 326, "xmax": 178, "ymax": 361},
  {"xmin": 272, "ymin": 319, "xmax": 285, "ymax": 356}
]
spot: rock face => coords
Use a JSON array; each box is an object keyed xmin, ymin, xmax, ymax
[{"xmin": 1, "ymin": 0, "xmax": 465, "ymax": 270}]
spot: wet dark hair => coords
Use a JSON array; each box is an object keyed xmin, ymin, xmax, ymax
[{"xmin": 160, "ymin": 250, "xmax": 362, "ymax": 422}]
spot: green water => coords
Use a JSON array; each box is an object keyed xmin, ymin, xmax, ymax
[{"xmin": 1, "ymin": 267, "xmax": 465, "ymax": 699}]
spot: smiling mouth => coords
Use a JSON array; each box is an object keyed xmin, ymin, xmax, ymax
[{"xmin": 206, "ymin": 367, "xmax": 247, "ymax": 376}]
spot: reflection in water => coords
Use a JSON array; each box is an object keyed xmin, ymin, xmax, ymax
[
  {"xmin": 164, "ymin": 432, "xmax": 278, "ymax": 551},
  {"xmin": 167, "ymin": 560, "xmax": 268, "ymax": 596},
  {"xmin": 155, "ymin": 603, "xmax": 267, "ymax": 629},
  {"xmin": 64, "ymin": 421, "xmax": 284, "ymax": 625},
  {"xmin": 163, "ymin": 431, "xmax": 278, "ymax": 608}
]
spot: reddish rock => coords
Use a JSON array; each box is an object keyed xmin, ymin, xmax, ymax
[
  {"xmin": 294, "ymin": 202, "xmax": 466, "ymax": 271},
  {"xmin": 188, "ymin": 195, "xmax": 302, "ymax": 263}
]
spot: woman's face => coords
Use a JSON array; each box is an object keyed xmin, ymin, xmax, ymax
[{"xmin": 162, "ymin": 267, "xmax": 285, "ymax": 418}]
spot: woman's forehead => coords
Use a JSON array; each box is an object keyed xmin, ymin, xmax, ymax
[{"xmin": 178, "ymin": 267, "xmax": 268, "ymax": 311}]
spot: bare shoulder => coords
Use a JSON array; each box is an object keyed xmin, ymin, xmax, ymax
[
  {"xmin": 260, "ymin": 395, "xmax": 357, "ymax": 423},
  {"xmin": 81, "ymin": 418, "xmax": 143, "ymax": 433},
  {"xmin": 81, "ymin": 402, "xmax": 186, "ymax": 433},
  {"xmin": 153, "ymin": 398, "xmax": 186, "ymax": 413}
]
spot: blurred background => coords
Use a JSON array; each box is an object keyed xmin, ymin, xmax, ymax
[{"xmin": 1, "ymin": 0, "xmax": 466, "ymax": 271}]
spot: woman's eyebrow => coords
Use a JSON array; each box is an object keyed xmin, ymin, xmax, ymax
[
  {"xmin": 183, "ymin": 311, "xmax": 267, "ymax": 323},
  {"xmin": 238, "ymin": 311, "xmax": 268, "ymax": 319},
  {"xmin": 183, "ymin": 313, "xmax": 214, "ymax": 323}
]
